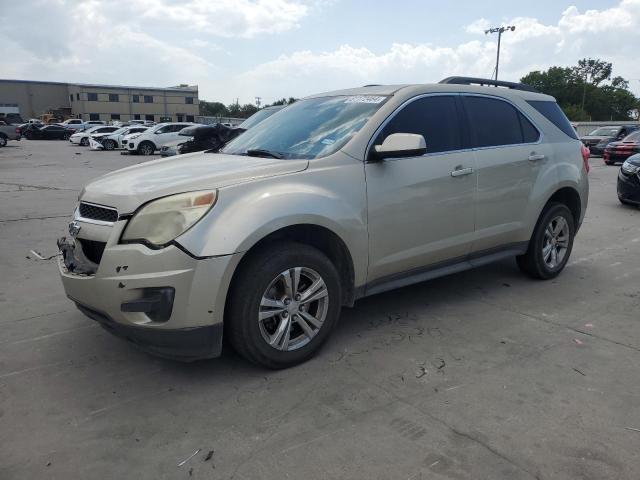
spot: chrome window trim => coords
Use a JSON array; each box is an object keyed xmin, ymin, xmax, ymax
[{"xmin": 365, "ymin": 92, "xmax": 544, "ymax": 161}]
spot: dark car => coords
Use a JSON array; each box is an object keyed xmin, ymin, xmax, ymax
[
  {"xmin": 23, "ymin": 124, "xmax": 71, "ymax": 140},
  {"xmin": 581, "ymin": 125, "xmax": 640, "ymax": 155},
  {"xmin": 618, "ymin": 153, "xmax": 640, "ymax": 206},
  {"xmin": 604, "ymin": 130, "xmax": 640, "ymax": 165},
  {"xmin": 178, "ymin": 124, "xmax": 245, "ymax": 155}
]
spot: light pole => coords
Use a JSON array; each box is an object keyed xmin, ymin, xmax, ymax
[{"xmin": 485, "ymin": 26, "xmax": 515, "ymax": 81}]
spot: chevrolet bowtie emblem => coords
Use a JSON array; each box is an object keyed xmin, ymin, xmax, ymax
[{"xmin": 68, "ymin": 220, "xmax": 82, "ymax": 237}]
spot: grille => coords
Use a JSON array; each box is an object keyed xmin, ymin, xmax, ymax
[
  {"xmin": 78, "ymin": 239, "xmax": 106, "ymax": 264},
  {"xmin": 79, "ymin": 202, "xmax": 118, "ymax": 223}
]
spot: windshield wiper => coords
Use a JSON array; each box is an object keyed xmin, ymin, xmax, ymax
[{"xmin": 245, "ymin": 149, "xmax": 283, "ymax": 159}]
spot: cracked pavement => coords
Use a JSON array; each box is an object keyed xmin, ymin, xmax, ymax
[{"xmin": 1, "ymin": 140, "xmax": 640, "ymax": 479}]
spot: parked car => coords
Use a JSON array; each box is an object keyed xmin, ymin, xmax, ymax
[
  {"xmin": 57, "ymin": 77, "xmax": 588, "ymax": 368},
  {"xmin": 618, "ymin": 154, "xmax": 640, "ymax": 206},
  {"xmin": 125, "ymin": 122, "xmax": 195, "ymax": 155},
  {"xmin": 0, "ymin": 123, "xmax": 21, "ymax": 146},
  {"xmin": 581, "ymin": 125, "xmax": 640, "ymax": 155},
  {"xmin": 159, "ymin": 139, "xmax": 185, "ymax": 157},
  {"xmin": 69, "ymin": 126, "xmax": 118, "ymax": 146},
  {"xmin": 92, "ymin": 126, "xmax": 148, "ymax": 150},
  {"xmin": 24, "ymin": 124, "xmax": 71, "ymax": 140},
  {"xmin": 603, "ymin": 130, "xmax": 640, "ymax": 165},
  {"xmin": 60, "ymin": 118, "xmax": 85, "ymax": 130}
]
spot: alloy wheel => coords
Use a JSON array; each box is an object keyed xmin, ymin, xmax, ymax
[
  {"xmin": 542, "ymin": 216, "xmax": 570, "ymax": 269},
  {"xmin": 258, "ymin": 267, "xmax": 329, "ymax": 352}
]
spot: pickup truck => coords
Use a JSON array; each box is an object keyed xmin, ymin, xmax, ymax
[{"xmin": 0, "ymin": 123, "xmax": 21, "ymax": 147}]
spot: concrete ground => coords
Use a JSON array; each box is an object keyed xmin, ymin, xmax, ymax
[{"xmin": 1, "ymin": 139, "xmax": 639, "ymax": 480}]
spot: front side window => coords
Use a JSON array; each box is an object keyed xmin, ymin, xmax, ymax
[
  {"xmin": 463, "ymin": 96, "xmax": 538, "ymax": 148},
  {"xmin": 375, "ymin": 95, "xmax": 462, "ymax": 154},
  {"xmin": 222, "ymin": 95, "xmax": 388, "ymax": 159}
]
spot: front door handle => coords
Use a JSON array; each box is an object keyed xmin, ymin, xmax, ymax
[
  {"xmin": 451, "ymin": 167, "xmax": 474, "ymax": 177},
  {"xmin": 528, "ymin": 153, "xmax": 546, "ymax": 162}
]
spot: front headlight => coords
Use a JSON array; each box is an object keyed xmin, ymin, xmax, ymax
[
  {"xmin": 621, "ymin": 160, "xmax": 640, "ymax": 175},
  {"xmin": 121, "ymin": 190, "xmax": 217, "ymax": 247}
]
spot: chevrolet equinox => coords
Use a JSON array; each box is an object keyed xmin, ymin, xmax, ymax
[{"xmin": 58, "ymin": 77, "xmax": 589, "ymax": 368}]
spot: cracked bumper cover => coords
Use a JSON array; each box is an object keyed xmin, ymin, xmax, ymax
[{"xmin": 57, "ymin": 237, "xmax": 240, "ymax": 361}]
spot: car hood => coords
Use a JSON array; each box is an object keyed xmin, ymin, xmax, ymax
[{"xmin": 81, "ymin": 152, "xmax": 309, "ymax": 214}]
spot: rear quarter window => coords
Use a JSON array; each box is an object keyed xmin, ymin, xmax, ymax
[{"xmin": 526, "ymin": 100, "xmax": 578, "ymax": 140}]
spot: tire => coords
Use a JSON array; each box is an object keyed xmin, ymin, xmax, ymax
[
  {"xmin": 103, "ymin": 139, "xmax": 116, "ymax": 150},
  {"xmin": 63, "ymin": 132, "xmax": 70, "ymax": 140},
  {"xmin": 226, "ymin": 242, "xmax": 342, "ymax": 369},
  {"xmin": 0, "ymin": 134, "xmax": 7, "ymax": 147},
  {"xmin": 80, "ymin": 137, "xmax": 89, "ymax": 146},
  {"xmin": 138, "ymin": 141, "xmax": 155, "ymax": 156},
  {"xmin": 517, "ymin": 203, "xmax": 575, "ymax": 280}
]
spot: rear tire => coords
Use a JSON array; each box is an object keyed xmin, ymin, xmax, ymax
[
  {"xmin": 138, "ymin": 141, "xmax": 155, "ymax": 156},
  {"xmin": 226, "ymin": 242, "xmax": 342, "ymax": 369},
  {"xmin": 517, "ymin": 203, "xmax": 575, "ymax": 280},
  {"xmin": 0, "ymin": 134, "xmax": 7, "ymax": 147},
  {"xmin": 63, "ymin": 132, "xmax": 71, "ymax": 140}
]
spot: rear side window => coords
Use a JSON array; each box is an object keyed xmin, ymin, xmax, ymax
[
  {"xmin": 463, "ymin": 96, "xmax": 539, "ymax": 147},
  {"xmin": 526, "ymin": 100, "xmax": 578, "ymax": 140},
  {"xmin": 377, "ymin": 95, "xmax": 462, "ymax": 154}
]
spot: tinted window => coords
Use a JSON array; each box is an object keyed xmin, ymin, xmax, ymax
[
  {"xmin": 623, "ymin": 131, "xmax": 640, "ymax": 142},
  {"xmin": 527, "ymin": 100, "xmax": 578, "ymax": 139},
  {"xmin": 464, "ymin": 96, "xmax": 526, "ymax": 148},
  {"xmin": 519, "ymin": 113, "xmax": 540, "ymax": 143},
  {"xmin": 376, "ymin": 96, "xmax": 462, "ymax": 154}
]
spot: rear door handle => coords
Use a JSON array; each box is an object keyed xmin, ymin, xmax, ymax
[
  {"xmin": 528, "ymin": 153, "xmax": 546, "ymax": 162},
  {"xmin": 451, "ymin": 167, "xmax": 474, "ymax": 177}
]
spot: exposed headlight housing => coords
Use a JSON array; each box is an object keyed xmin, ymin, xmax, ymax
[
  {"xmin": 621, "ymin": 160, "xmax": 640, "ymax": 175},
  {"xmin": 121, "ymin": 190, "xmax": 217, "ymax": 247}
]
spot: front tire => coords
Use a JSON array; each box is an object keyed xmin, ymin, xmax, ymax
[
  {"xmin": 517, "ymin": 203, "xmax": 575, "ymax": 280},
  {"xmin": 80, "ymin": 137, "xmax": 89, "ymax": 146},
  {"xmin": 63, "ymin": 132, "xmax": 71, "ymax": 140},
  {"xmin": 138, "ymin": 141, "xmax": 155, "ymax": 156},
  {"xmin": 226, "ymin": 242, "xmax": 342, "ymax": 369},
  {"xmin": 103, "ymin": 139, "xmax": 116, "ymax": 150}
]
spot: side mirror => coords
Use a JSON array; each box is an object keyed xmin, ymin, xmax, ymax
[{"xmin": 370, "ymin": 133, "xmax": 426, "ymax": 161}]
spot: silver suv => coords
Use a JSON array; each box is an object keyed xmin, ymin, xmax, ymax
[{"xmin": 57, "ymin": 77, "xmax": 589, "ymax": 368}]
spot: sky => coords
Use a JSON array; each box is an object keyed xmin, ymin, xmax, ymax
[{"xmin": 2, "ymin": 0, "xmax": 640, "ymax": 105}]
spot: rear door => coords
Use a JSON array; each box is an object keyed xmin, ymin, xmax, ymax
[{"xmin": 461, "ymin": 95, "xmax": 549, "ymax": 253}]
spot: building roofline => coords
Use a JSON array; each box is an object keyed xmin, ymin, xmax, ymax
[{"xmin": 0, "ymin": 79, "xmax": 198, "ymax": 93}]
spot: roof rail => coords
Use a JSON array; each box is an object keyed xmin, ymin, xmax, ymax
[{"xmin": 439, "ymin": 76, "xmax": 539, "ymax": 93}]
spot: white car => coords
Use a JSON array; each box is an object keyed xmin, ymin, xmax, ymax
[
  {"xmin": 95, "ymin": 126, "xmax": 149, "ymax": 150},
  {"xmin": 126, "ymin": 122, "xmax": 196, "ymax": 155},
  {"xmin": 60, "ymin": 118, "xmax": 85, "ymax": 130},
  {"xmin": 69, "ymin": 126, "xmax": 118, "ymax": 146}
]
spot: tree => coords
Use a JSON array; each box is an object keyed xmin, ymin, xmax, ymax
[
  {"xmin": 199, "ymin": 101, "xmax": 228, "ymax": 117},
  {"xmin": 521, "ymin": 59, "xmax": 639, "ymax": 121},
  {"xmin": 266, "ymin": 97, "xmax": 298, "ymax": 107}
]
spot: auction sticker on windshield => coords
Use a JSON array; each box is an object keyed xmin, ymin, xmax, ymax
[{"xmin": 344, "ymin": 96, "xmax": 386, "ymax": 104}]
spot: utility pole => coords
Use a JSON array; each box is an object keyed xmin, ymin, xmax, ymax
[
  {"xmin": 255, "ymin": 96, "xmax": 262, "ymax": 109},
  {"xmin": 485, "ymin": 25, "xmax": 515, "ymax": 81}
]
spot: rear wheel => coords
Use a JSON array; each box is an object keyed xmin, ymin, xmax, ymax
[
  {"xmin": 138, "ymin": 141, "xmax": 155, "ymax": 156},
  {"xmin": 0, "ymin": 134, "xmax": 7, "ymax": 147},
  {"xmin": 103, "ymin": 139, "xmax": 116, "ymax": 150},
  {"xmin": 226, "ymin": 242, "xmax": 342, "ymax": 369},
  {"xmin": 517, "ymin": 203, "xmax": 575, "ymax": 280},
  {"xmin": 63, "ymin": 132, "xmax": 71, "ymax": 140}
]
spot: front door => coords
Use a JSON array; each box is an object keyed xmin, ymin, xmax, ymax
[{"xmin": 365, "ymin": 95, "xmax": 477, "ymax": 284}]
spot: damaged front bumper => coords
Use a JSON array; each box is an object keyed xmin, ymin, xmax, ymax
[{"xmin": 57, "ymin": 234, "xmax": 238, "ymax": 361}]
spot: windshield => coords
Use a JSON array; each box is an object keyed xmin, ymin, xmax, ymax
[
  {"xmin": 589, "ymin": 127, "xmax": 619, "ymax": 136},
  {"xmin": 238, "ymin": 108, "xmax": 282, "ymax": 130},
  {"xmin": 622, "ymin": 131, "xmax": 640, "ymax": 142},
  {"xmin": 222, "ymin": 95, "xmax": 388, "ymax": 159}
]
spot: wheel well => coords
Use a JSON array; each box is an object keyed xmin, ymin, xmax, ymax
[
  {"xmin": 546, "ymin": 187, "xmax": 581, "ymax": 228},
  {"xmin": 231, "ymin": 224, "xmax": 356, "ymax": 307}
]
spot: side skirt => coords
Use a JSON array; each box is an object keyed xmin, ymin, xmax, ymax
[{"xmin": 358, "ymin": 242, "xmax": 529, "ymax": 299}]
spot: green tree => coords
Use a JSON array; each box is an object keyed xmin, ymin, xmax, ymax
[{"xmin": 199, "ymin": 101, "xmax": 228, "ymax": 117}]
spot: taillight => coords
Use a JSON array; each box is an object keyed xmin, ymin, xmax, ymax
[
  {"xmin": 581, "ymin": 145, "xmax": 590, "ymax": 173},
  {"xmin": 15, "ymin": 128, "xmax": 20, "ymax": 134}
]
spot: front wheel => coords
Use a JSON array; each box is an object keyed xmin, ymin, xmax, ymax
[
  {"xmin": 80, "ymin": 137, "xmax": 89, "ymax": 146},
  {"xmin": 226, "ymin": 242, "xmax": 342, "ymax": 369},
  {"xmin": 103, "ymin": 139, "xmax": 116, "ymax": 150},
  {"xmin": 517, "ymin": 203, "xmax": 575, "ymax": 280},
  {"xmin": 63, "ymin": 132, "xmax": 70, "ymax": 140},
  {"xmin": 138, "ymin": 141, "xmax": 155, "ymax": 156}
]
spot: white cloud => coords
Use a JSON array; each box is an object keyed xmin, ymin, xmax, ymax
[{"xmin": 236, "ymin": 0, "xmax": 640, "ymax": 103}]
